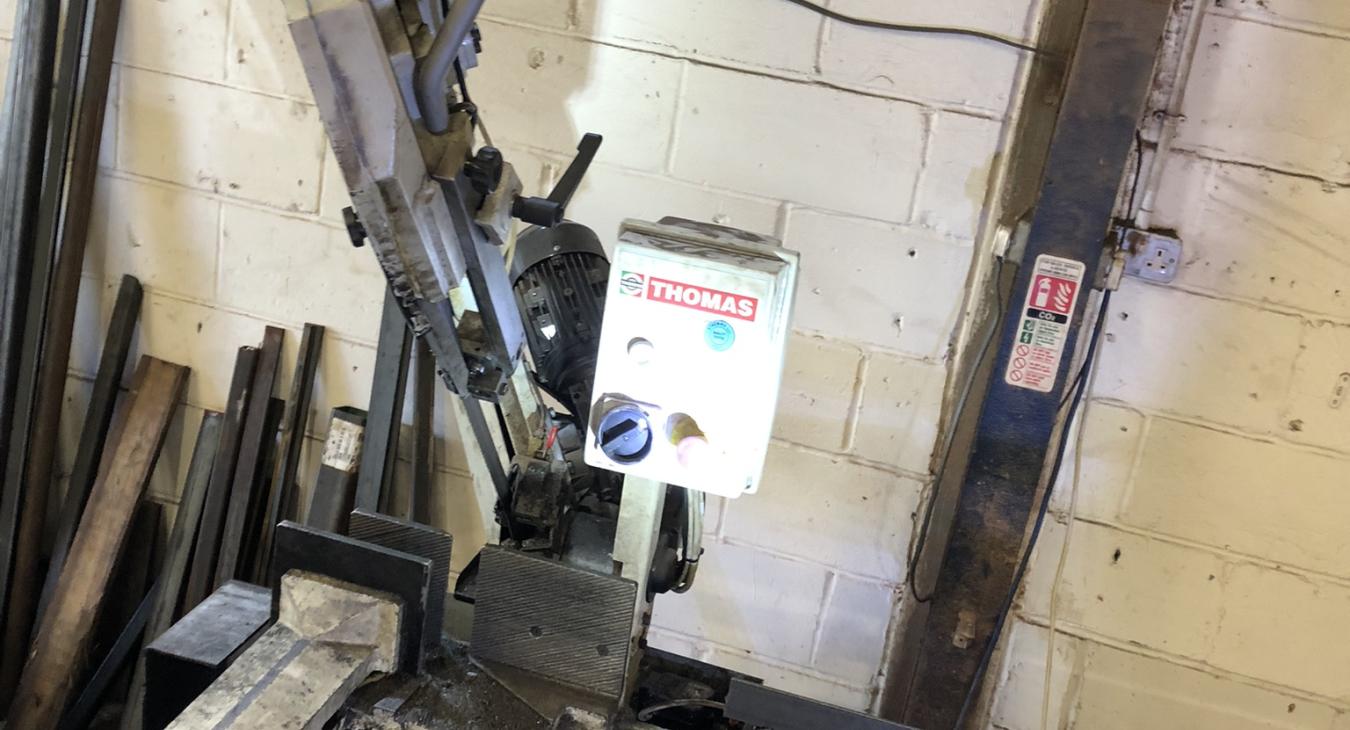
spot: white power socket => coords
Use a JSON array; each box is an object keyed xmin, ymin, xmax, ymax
[{"xmin": 584, "ymin": 219, "xmax": 799, "ymax": 498}]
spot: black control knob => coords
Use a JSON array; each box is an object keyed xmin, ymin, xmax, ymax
[
  {"xmin": 596, "ymin": 404, "xmax": 652, "ymax": 464},
  {"xmin": 342, "ymin": 207, "xmax": 367, "ymax": 248},
  {"xmin": 466, "ymin": 146, "xmax": 504, "ymax": 195}
]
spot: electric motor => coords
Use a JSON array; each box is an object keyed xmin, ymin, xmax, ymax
[{"xmin": 511, "ymin": 222, "xmax": 610, "ymax": 425}]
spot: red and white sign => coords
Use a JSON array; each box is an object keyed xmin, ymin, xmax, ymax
[
  {"xmin": 1005, "ymin": 255, "xmax": 1086, "ymax": 393},
  {"xmin": 638, "ymin": 275, "xmax": 760, "ymax": 321},
  {"xmin": 1029, "ymin": 274, "xmax": 1078, "ymax": 316}
]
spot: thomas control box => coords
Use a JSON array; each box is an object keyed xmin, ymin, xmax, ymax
[{"xmin": 584, "ymin": 218, "xmax": 799, "ymax": 498}]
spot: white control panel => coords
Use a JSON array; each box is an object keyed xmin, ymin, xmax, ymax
[{"xmin": 584, "ymin": 218, "xmax": 799, "ymax": 498}]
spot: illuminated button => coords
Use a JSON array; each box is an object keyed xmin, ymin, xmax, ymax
[
  {"xmin": 666, "ymin": 413, "xmax": 710, "ymax": 468},
  {"xmin": 704, "ymin": 320, "xmax": 735, "ymax": 351},
  {"xmin": 676, "ymin": 435, "xmax": 712, "ymax": 469},
  {"xmin": 627, "ymin": 337, "xmax": 655, "ymax": 365}
]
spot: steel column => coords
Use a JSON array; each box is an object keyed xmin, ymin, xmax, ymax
[
  {"xmin": 356, "ymin": 289, "xmax": 413, "ymax": 514},
  {"xmin": 410, "ymin": 338, "xmax": 436, "ymax": 523},
  {"xmin": 254, "ymin": 323, "xmax": 324, "ymax": 577},
  {"xmin": 0, "ymin": 0, "xmax": 61, "ymax": 682},
  {"xmin": 305, "ymin": 407, "xmax": 368, "ymax": 534},
  {"xmin": 898, "ymin": 1, "xmax": 1171, "ymax": 727},
  {"xmin": 184, "ymin": 348, "xmax": 259, "ymax": 609}
]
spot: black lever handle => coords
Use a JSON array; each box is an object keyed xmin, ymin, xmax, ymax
[
  {"xmin": 548, "ymin": 133, "xmax": 603, "ymax": 207},
  {"xmin": 511, "ymin": 133, "xmax": 603, "ymax": 228}
]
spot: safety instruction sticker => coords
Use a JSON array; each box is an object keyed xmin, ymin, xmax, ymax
[
  {"xmin": 1005, "ymin": 254, "xmax": 1085, "ymax": 393},
  {"xmin": 321, "ymin": 418, "xmax": 365, "ymax": 473}
]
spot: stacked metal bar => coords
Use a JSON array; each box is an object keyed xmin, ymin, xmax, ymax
[
  {"xmin": 0, "ymin": 9, "xmax": 353, "ymax": 722},
  {"xmin": 0, "ymin": 0, "xmax": 127, "ymax": 706},
  {"xmin": 0, "ymin": 1, "xmax": 63, "ymax": 698},
  {"xmin": 357, "ymin": 289, "xmax": 413, "ymax": 514}
]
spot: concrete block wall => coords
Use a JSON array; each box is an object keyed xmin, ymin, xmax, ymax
[
  {"xmin": 15, "ymin": 0, "xmax": 1350, "ymax": 723},
  {"xmin": 992, "ymin": 3, "xmax": 1350, "ymax": 728},
  {"xmin": 0, "ymin": 0, "xmax": 1042, "ymax": 710}
]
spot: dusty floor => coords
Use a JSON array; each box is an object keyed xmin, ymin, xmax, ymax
[{"xmin": 339, "ymin": 645, "xmax": 549, "ymax": 730}]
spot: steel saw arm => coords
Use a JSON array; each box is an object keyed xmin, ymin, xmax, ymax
[{"xmin": 283, "ymin": 0, "xmax": 598, "ymax": 402}]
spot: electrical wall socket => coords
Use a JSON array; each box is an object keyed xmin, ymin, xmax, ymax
[{"xmin": 1119, "ymin": 227, "xmax": 1182, "ymax": 284}]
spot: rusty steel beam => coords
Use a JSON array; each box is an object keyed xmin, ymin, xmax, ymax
[{"xmin": 895, "ymin": 1, "xmax": 1172, "ymax": 727}]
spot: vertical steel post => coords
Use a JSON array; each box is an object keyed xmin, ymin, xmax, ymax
[
  {"xmin": 0, "ymin": 2, "xmax": 61, "ymax": 684},
  {"xmin": 357, "ymin": 289, "xmax": 413, "ymax": 514},
  {"xmin": 897, "ymin": 1, "xmax": 1172, "ymax": 727}
]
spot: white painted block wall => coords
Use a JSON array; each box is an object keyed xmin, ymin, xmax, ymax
[{"xmin": 3, "ymin": 0, "xmax": 1347, "ymax": 723}]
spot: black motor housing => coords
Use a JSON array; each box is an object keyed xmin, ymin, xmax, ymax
[{"xmin": 510, "ymin": 222, "xmax": 609, "ymax": 425}]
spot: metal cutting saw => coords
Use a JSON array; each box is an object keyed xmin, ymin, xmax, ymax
[{"xmin": 155, "ymin": 1, "xmax": 914, "ymax": 728}]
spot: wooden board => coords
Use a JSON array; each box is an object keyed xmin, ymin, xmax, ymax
[
  {"xmin": 35, "ymin": 275, "xmax": 142, "ymax": 617},
  {"xmin": 5, "ymin": 356, "xmax": 187, "ymax": 730}
]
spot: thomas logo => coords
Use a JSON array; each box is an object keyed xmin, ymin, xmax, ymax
[
  {"xmin": 644, "ymin": 276, "xmax": 758, "ymax": 322},
  {"xmin": 618, "ymin": 272, "xmax": 646, "ymax": 296}
]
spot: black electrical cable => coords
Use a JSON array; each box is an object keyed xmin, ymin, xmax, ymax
[
  {"xmin": 453, "ymin": 56, "xmax": 495, "ymax": 148},
  {"xmin": 453, "ymin": 58, "xmax": 476, "ymax": 121},
  {"xmin": 780, "ymin": 0, "xmax": 1048, "ymax": 56},
  {"xmin": 637, "ymin": 699, "xmax": 727, "ymax": 723},
  {"xmin": 528, "ymin": 370, "xmax": 583, "ymax": 428},
  {"xmin": 493, "ymin": 402, "xmax": 517, "ymax": 461},
  {"xmin": 951, "ymin": 288, "xmax": 1113, "ymax": 730},
  {"xmin": 907, "ymin": 256, "xmax": 1007, "ymax": 604},
  {"xmin": 1127, "ymin": 131, "xmax": 1145, "ymax": 221}
]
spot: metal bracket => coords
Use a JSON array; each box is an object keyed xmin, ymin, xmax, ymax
[{"xmin": 1119, "ymin": 226, "xmax": 1182, "ymax": 284}]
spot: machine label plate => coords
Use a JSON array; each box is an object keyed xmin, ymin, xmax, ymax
[
  {"xmin": 1005, "ymin": 255, "xmax": 1085, "ymax": 393},
  {"xmin": 621, "ymin": 271, "xmax": 759, "ymax": 321}
]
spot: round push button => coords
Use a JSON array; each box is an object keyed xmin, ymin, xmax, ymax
[
  {"xmin": 627, "ymin": 337, "xmax": 655, "ymax": 365},
  {"xmin": 704, "ymin": 320, "xmax": 735, "ymax": 351}
]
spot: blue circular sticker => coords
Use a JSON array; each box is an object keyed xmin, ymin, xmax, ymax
[{"xmin": 705, "ymin": 320, "xmax": 736, "ymax": 351}]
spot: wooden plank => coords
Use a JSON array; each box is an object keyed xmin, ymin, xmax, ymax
[
  {"xmin": 214, "ymin": 327, "xmax": 283, "ymax": 587},
  {"xmin": 253, "ymin": 323, "xmax": 323, "ymax": 580},
  {"xmin": 119, "ymin": 411, "xmax": 223, "ymax": 730},
  {"xmin": 5, "ymin": 356, "xmax": 187, "ymax": 730},
  {"xmin": 182, "ymin": 348, "xmax": 257, "ymax": 613},
  {"xmin": 34, "ymin": 276, "xmax": 143, "ymax": 620}
]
